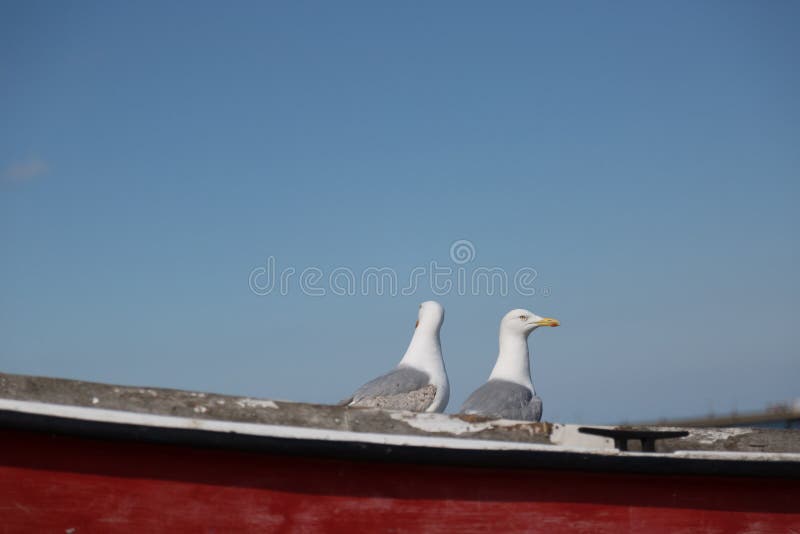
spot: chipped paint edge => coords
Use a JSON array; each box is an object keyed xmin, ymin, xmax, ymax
[
  {"xmin": 389, "ymin": 412, "xmax": 546, "ymax": 436},
  {"xmin": 235, "ymin": 398, "xmax": 279, "ymax": 409},
  {"xmin": 2, "ymin": 398, "xmax": 799, "ymax": 462}
]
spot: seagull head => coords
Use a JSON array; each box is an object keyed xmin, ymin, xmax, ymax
[
  {"xmin": 501, "ymin": 308, "xmax": 560, "ymax": 336},
  {"xmin": 415, "ymin": 300, "xmax": 445, "ymax": 332}
]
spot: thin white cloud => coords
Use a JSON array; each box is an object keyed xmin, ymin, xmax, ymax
[{"xmin": 2, "ymin": 157, "xmax": 48, "ymax": 184}]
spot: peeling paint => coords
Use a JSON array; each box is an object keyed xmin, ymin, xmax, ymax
[
  {"xmin": 389, "ymin": 412, "xmax": 545, "ymax": 436},
  {"xmin": 235, "ymin": 399, "xmax": 279, "ymax": 409},
  {"xmin": 687, "ymin": 427, "xmax": 752, "ymax": 445},
  {"xmin": 2, "ymin": 397, "xmax": 799, "ymax": 461},
  {"xmin": 2, "ymin": 372, "xmax": 798, "ymax": 458},
  {"xmin": 672, "ymin": 450, "xmax": 800, "ymax": 462}
]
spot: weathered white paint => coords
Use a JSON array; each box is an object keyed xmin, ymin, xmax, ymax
[
  {"xmin": 671, "ymin": 450, "xmax": 800, "ymax": 462},
  {"xmin": 1, "ymin": 398, "xmax": 799, "ymax": 462},
  {"xmin": 550, "ymin": 424, "xmax": 615, "ymax": 450},
  {"xmin": 389, "ymin": 412, "xmax": 544, "ymax": 437},
  {"xmin": 234, "ymin": 399, "xmax": 279, "ymax": 409},
  {"xmin": 682, "ymin": 427, "xmax": 752, "ymax": 445},
  {"xmin": 0, "ymin": 398, "xmax": 575, "ymax": 453}
]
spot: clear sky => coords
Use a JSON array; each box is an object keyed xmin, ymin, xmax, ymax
[{"xmin": 2, "ymin": 1, "xmax": 798, "ymax": 424}]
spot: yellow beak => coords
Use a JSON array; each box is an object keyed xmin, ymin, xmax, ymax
[{"xmin": 535, "ymin": 317, "xmax": 560, "ymax": 327}]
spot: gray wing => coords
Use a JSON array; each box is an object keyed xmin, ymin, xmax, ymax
[
  {"xmin": 342, "ymin": 366, "xmax": 435, "ymax": 412},
  {"xmin": 459, "ymin": 379, "xmax": 542, "ymax": 421}
]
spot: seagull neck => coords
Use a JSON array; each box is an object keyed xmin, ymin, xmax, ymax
[
  {"xmin": 489, "ymin": 330, "xmax": 534, "ymax": 390},
  {"xmin": 399, "ymin": 327, "xmax": 442, "ymax": 371}
]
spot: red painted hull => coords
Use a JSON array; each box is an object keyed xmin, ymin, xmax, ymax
[{"xmin": 1, "ymin": 429, "xmax": 799, "ymax": 533}]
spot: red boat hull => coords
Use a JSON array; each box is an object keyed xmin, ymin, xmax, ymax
[{"xmin": 2, "ymin": 429, "xmax": 799, "ymax": 533}]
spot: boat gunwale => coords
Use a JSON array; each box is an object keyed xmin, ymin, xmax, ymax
[{"xmin": 2, "ymin": 398, "xmax": 800, "ymax": 479}]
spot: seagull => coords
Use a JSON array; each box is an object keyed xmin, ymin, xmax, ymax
[
  {"xmin": 342, "ymin": 301, "xmax": 449, "ymax": 413},
  {"xmin": 459, "ymin": 309, "xmax": 559, "ymax": 421}
]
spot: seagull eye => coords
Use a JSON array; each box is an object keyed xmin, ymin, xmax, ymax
[{"xmin": 519, "ymin": 315, "xmax": 528, "ymax": 321}]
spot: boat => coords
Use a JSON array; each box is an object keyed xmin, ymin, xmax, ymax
[{"xmin": 1, "ymin": 371, "xmax": 799, "ymax": 532}]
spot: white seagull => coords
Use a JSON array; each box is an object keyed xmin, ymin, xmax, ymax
[
  {"xmin": 459, "ymin": 309, "xmax": 559, "ymax": 421},
  {"xmin": 342, "ymin": 301, "xmax": 449, "ymax": 413}
]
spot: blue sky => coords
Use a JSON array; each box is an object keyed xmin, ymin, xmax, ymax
[{"xmin": 1, "ymin": 1, "xmax": 798, "ymax": 423}]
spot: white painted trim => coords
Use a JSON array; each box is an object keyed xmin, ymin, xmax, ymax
[
  {"xmin": 671, "ymin": 450, "xmax": 800, "ymax": 462},
  {"xmin": 1, "ymin": 398, "xmax": 798, "ymax": 463},
  {"xmin": 0, "ymin": 398, "xmax": 584, "ymax": 453}
]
